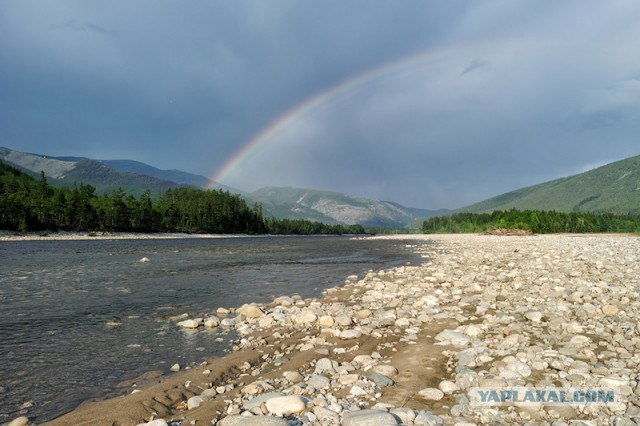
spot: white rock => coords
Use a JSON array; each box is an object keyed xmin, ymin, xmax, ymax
[
  {"xmin": 342, "ymin": 409, "xmax": 399, "ymax": 425},
  {"xmin": 524, "ymin": 311, "xmax": 543, "ymax": 322},
  {"xmin": 418, "ymin": 387, "xmax": 445, "ymax": 400},
  {"xmin": 315, "ymin": 358, "xmax": 338, "ymax": 373},
  {"xmin": 308, "ymin": 374, "xmax": 331, "ymax": 390},
  {"xmin": 292, "ymin": 310, "xmax": 317, "ymax": 324},
  {"xmin": 139, "ymin": 257, "xmax": 151, "ymax": 263},
  {"xmin": 237, "ymin": 304, "xmax": 264, "ymax": 319},
  {"xmin": 170, "ymin": 363, "xmax": 180, "ymax": 372},
  {"xmin": 177, "ymin": 319, "xmax": 200, "ymax": 329},
  {"xmin": 139, "ymin": 420, "xmax": 169, "ymax": 426},
  {"xmin": 339, "ymin": 329, "xmax": 362, "ymax": 339},
  {"xmin": 413, "ymin": 412, "xmax": 444, "ymax": 425},
  {"xmin": 354, "ymin": 309, "xmax": 373, "ymax": 319},
  {"xmin": 438, "ymin": 380, "xmax": 460, "ymax": 394},
  {"xmin": 204, "ymin": 316, "xmax": 220, "ymax": 328},
  {"xmin": 350, "ymin": 385, "xmax": 369, "ymax": 396},
  {"xmin": 422, "ymin": 295, "xmax": 439, "ymax": 306},
  {"xmin": 391, "ymin": 408, "xmax": 417, "ymax": 424},
  {"xmin": 258, "ymin": 315, "xmax": 275, "ymax": 328},
  {"xmin": 187, "ymin": 395, "xmax": 204, "ymax": 409},
  {"xmin": 313, "ymin": 406, "xmax": 340, "ymax": 423},
  {"xmin": 318, "ymin": 315, "xmax": 335, "ymax": 327},
  {"xmin": 265, "ymin": 395, "xmax": 306, "ymax": 415},
  {"xmin": 372, "ymin": 364, "xmax": 398, "ymax": 378},
  {"xmin": 599, "ymin": 376, "xmax": 629, "ymax": 388},
  {"xmin": 218, "ymin": 415, "xmax": 288, "ymax": 426},
  {"xmin": 335, "ymin": 313, "xmax": 353, "ymax": 327},
  {"xmin": 283, "ymin": 370, "xmax": 304, "ymax": 382},
  {"xmin": 395, "ymin": 318, "xmax": 411, "ymax": 328},
  {"xmin": 435, "ymin": 330, "xmax": 471, "ymax": 346},
  {"xmin": 274, "ymin": 296, "xmax": 294, "ymax": 306},
  {"xmin": 7, "ymin": 417, "xmax": 30, "ymax": 426}
]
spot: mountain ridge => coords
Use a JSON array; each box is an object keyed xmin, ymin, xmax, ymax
[
  {"xmin": 0, "ymin": 146, "xmax": 441, "ymax": 227},
  {"xmin": 458, "ymin": 155, "xmax": 640, "ymax": 214},
  {"xmin": 246, "ymin": 186, "xmax": 445, "ymax": 228}
]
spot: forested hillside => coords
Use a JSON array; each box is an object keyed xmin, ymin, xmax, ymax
[
  {"xmin": 458, "ymin": 155, "xmax": 640, "ymax": 214},
  {"xmin": 423, "ymin": 209, "xmax": 640, "ymax": 234},
  {"xmin": 0, "ymin": 161, "xmax": 363, "ymax": 235}
]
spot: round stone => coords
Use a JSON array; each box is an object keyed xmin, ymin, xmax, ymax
[
  {"xmin": 237, "ymin": 304, "xmax": 264, "ymax": 318},
  {"xmin": 438, "ymin": 380, "xmax": 460, "ymax": 394},
  {"xmin": 372, "ymin": 364, "xmax": 398, "ymax": 378},
  {"xmin": 265, "ymin": 395, "xmax": 306, "ymax": 415},
  {"xmin": 339, "ymin": 329, "xmax": 362, "ymax": 339},
  {"xmin": 418, "ymin": 387, "xmax": 445, "ymax": 400}
]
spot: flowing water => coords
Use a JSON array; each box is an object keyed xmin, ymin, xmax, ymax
[{"xmin": 0, "ymin": 235, "xmax": 425, "ymax": 423}]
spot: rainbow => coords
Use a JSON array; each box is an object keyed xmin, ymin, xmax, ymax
[{"xmin": 210, "ymin": 39, "xmax": 511, "ymax": 185}]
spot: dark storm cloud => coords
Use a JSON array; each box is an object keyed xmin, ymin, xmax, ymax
[{"xmin": 2, "ymin": 0, "xmax": 640, "ymax": 208}]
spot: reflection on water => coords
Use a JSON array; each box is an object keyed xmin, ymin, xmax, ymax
[{"xmin": 0, "ymin": 235, "xmax": 424, "ymax": 423}]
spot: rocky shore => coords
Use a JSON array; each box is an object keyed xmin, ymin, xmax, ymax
[{"xmin": 31, "ymin": 233, "xmax": 640, "ymax": 426}]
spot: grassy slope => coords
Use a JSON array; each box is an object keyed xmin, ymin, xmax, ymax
[{"xmin": 459, "ymin": 155, "xmax": 640, "ymax": 214}]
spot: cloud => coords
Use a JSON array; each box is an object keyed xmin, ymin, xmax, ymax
[
  {"xmin": 2, "ymin": 1, "xmax": 640, "ymax": 208},
  {"xmin": 461, "ymin": 59, "xmax": 491, "ymax": 75},
  {"xmin": 579, "ymin": 79, "xmax": 640, "ymax": 122},
  {"xmin": 51, "ymin": 18, "xmax": 115, "ymax": 35}
]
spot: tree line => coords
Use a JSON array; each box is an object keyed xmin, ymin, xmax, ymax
[
  {"xmin": 423, "ymin": 209, "xmax": 640, "ymax": 234},
  {"xmin": 0, "ymin": 160, "xmax": 364, "ymax": 235}
]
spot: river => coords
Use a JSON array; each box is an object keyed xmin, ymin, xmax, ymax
[{"xmin": 0, "ymin": 235, "xmax": 425, "ymax": 423}]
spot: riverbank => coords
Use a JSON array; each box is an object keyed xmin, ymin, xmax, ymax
[
  {"xmin": 0, "ymin": 231, "xmax": 250, "ymax": 241},
  {"xmin": 18, "ymin": 233, "xmax": 640, "ymax": 425}
]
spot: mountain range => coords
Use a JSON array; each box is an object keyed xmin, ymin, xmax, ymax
[
  {"xmin": 0, "ymin": 146, "xmax": 443, "ymax": 228},
  {"xmin": 5, "ymin": 145, "xmax": 638, "ymax": 226}
]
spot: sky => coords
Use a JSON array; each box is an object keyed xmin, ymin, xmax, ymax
[{"xmin": 2, "ymin": 1, "xmax": 640, "ymax": 209}]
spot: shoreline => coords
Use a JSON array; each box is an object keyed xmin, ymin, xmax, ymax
[
  {"xmin": 8, "ymin": 233, "xmax": 640, "ymax": 425},
  {"xmin": 0, "ymin": 231, "xmax": 254, "ymax": 241}
]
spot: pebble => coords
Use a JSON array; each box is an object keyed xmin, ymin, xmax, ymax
[
  {"xmin": 292, "ymin": 310, "xmax": 317, "ymax": 324},
  {"xmin": 170, "ymin": 363, "xmax": 180, "ymax": 372},
  {"xmin": 414, "ymin": 412, "xmax": 444, "ymax": 425},
  {"xmin": 368, "ymin": 372, "xmax": 394, "ymax": 388},
  {"xmin": 177, "ymin": 319, "xmax": 200, "ymax": 329},
  {"xmin": 308, "ymin": 374, "xmax": 331, "ymax": 390},
  {"xmin": 265, "ymin": 395, "xmax": 306, "ymax": 415},
  {"xmin": 242, "ymin": 392, "xmax": 283, "ymax": 411},
  {"xmin": 217, "ymin": 416, "xmax": 288, "ymax": 426},
  {"xmin": 7, "ymin": 417, "xmax": 29, "ymax": 426},
  {"xmin": 237, "ymin": 304, "xmax": 264, "ymax": 318},
  {"xmin": 371, "ymin": 364, "xmax": 398, "ymax": 378},
  {"xmin": 137, "ymin": 420, "xmax": 168, "ymax": 426},
  {"xmin": 282, "ymin": 370, "xmax": 304, "ymax": 382},
  {"xmin": 391, "ymin": 407, "xmax": 417, "ymax": 424},
  {"xmin": 342, "ymin": 409, "xmax": 400, "ymax": 425},
  {"xmin": 155, "ymin": 234, "xmax": 640, "ymax": 426},
  {"xmin": 418, "ymin": 387, "xmax": 445, "ymax": 400},
  {"xmin": 438, "ymin": 380, "xmax": 460, "ymax": 394},
  {"xmin": 204, "ymin": 316, "xmax": 221, "ymax": 328},
  {"xmin": 339, "ymin": 329, "xmax": 362, "ymax": 339}
]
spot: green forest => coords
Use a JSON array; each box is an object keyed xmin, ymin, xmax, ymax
[
  {"xmin": 0, "ymin": 160, "xmax": 365, "ymax": 235},
  {"xmin": 423, "ymin": 209, "xmax": 640, "ymax": 234}
]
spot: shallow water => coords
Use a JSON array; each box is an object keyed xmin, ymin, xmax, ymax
[{"xmin": 0, "ymin": 235, "xmax": 424, "ymax": 423}]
